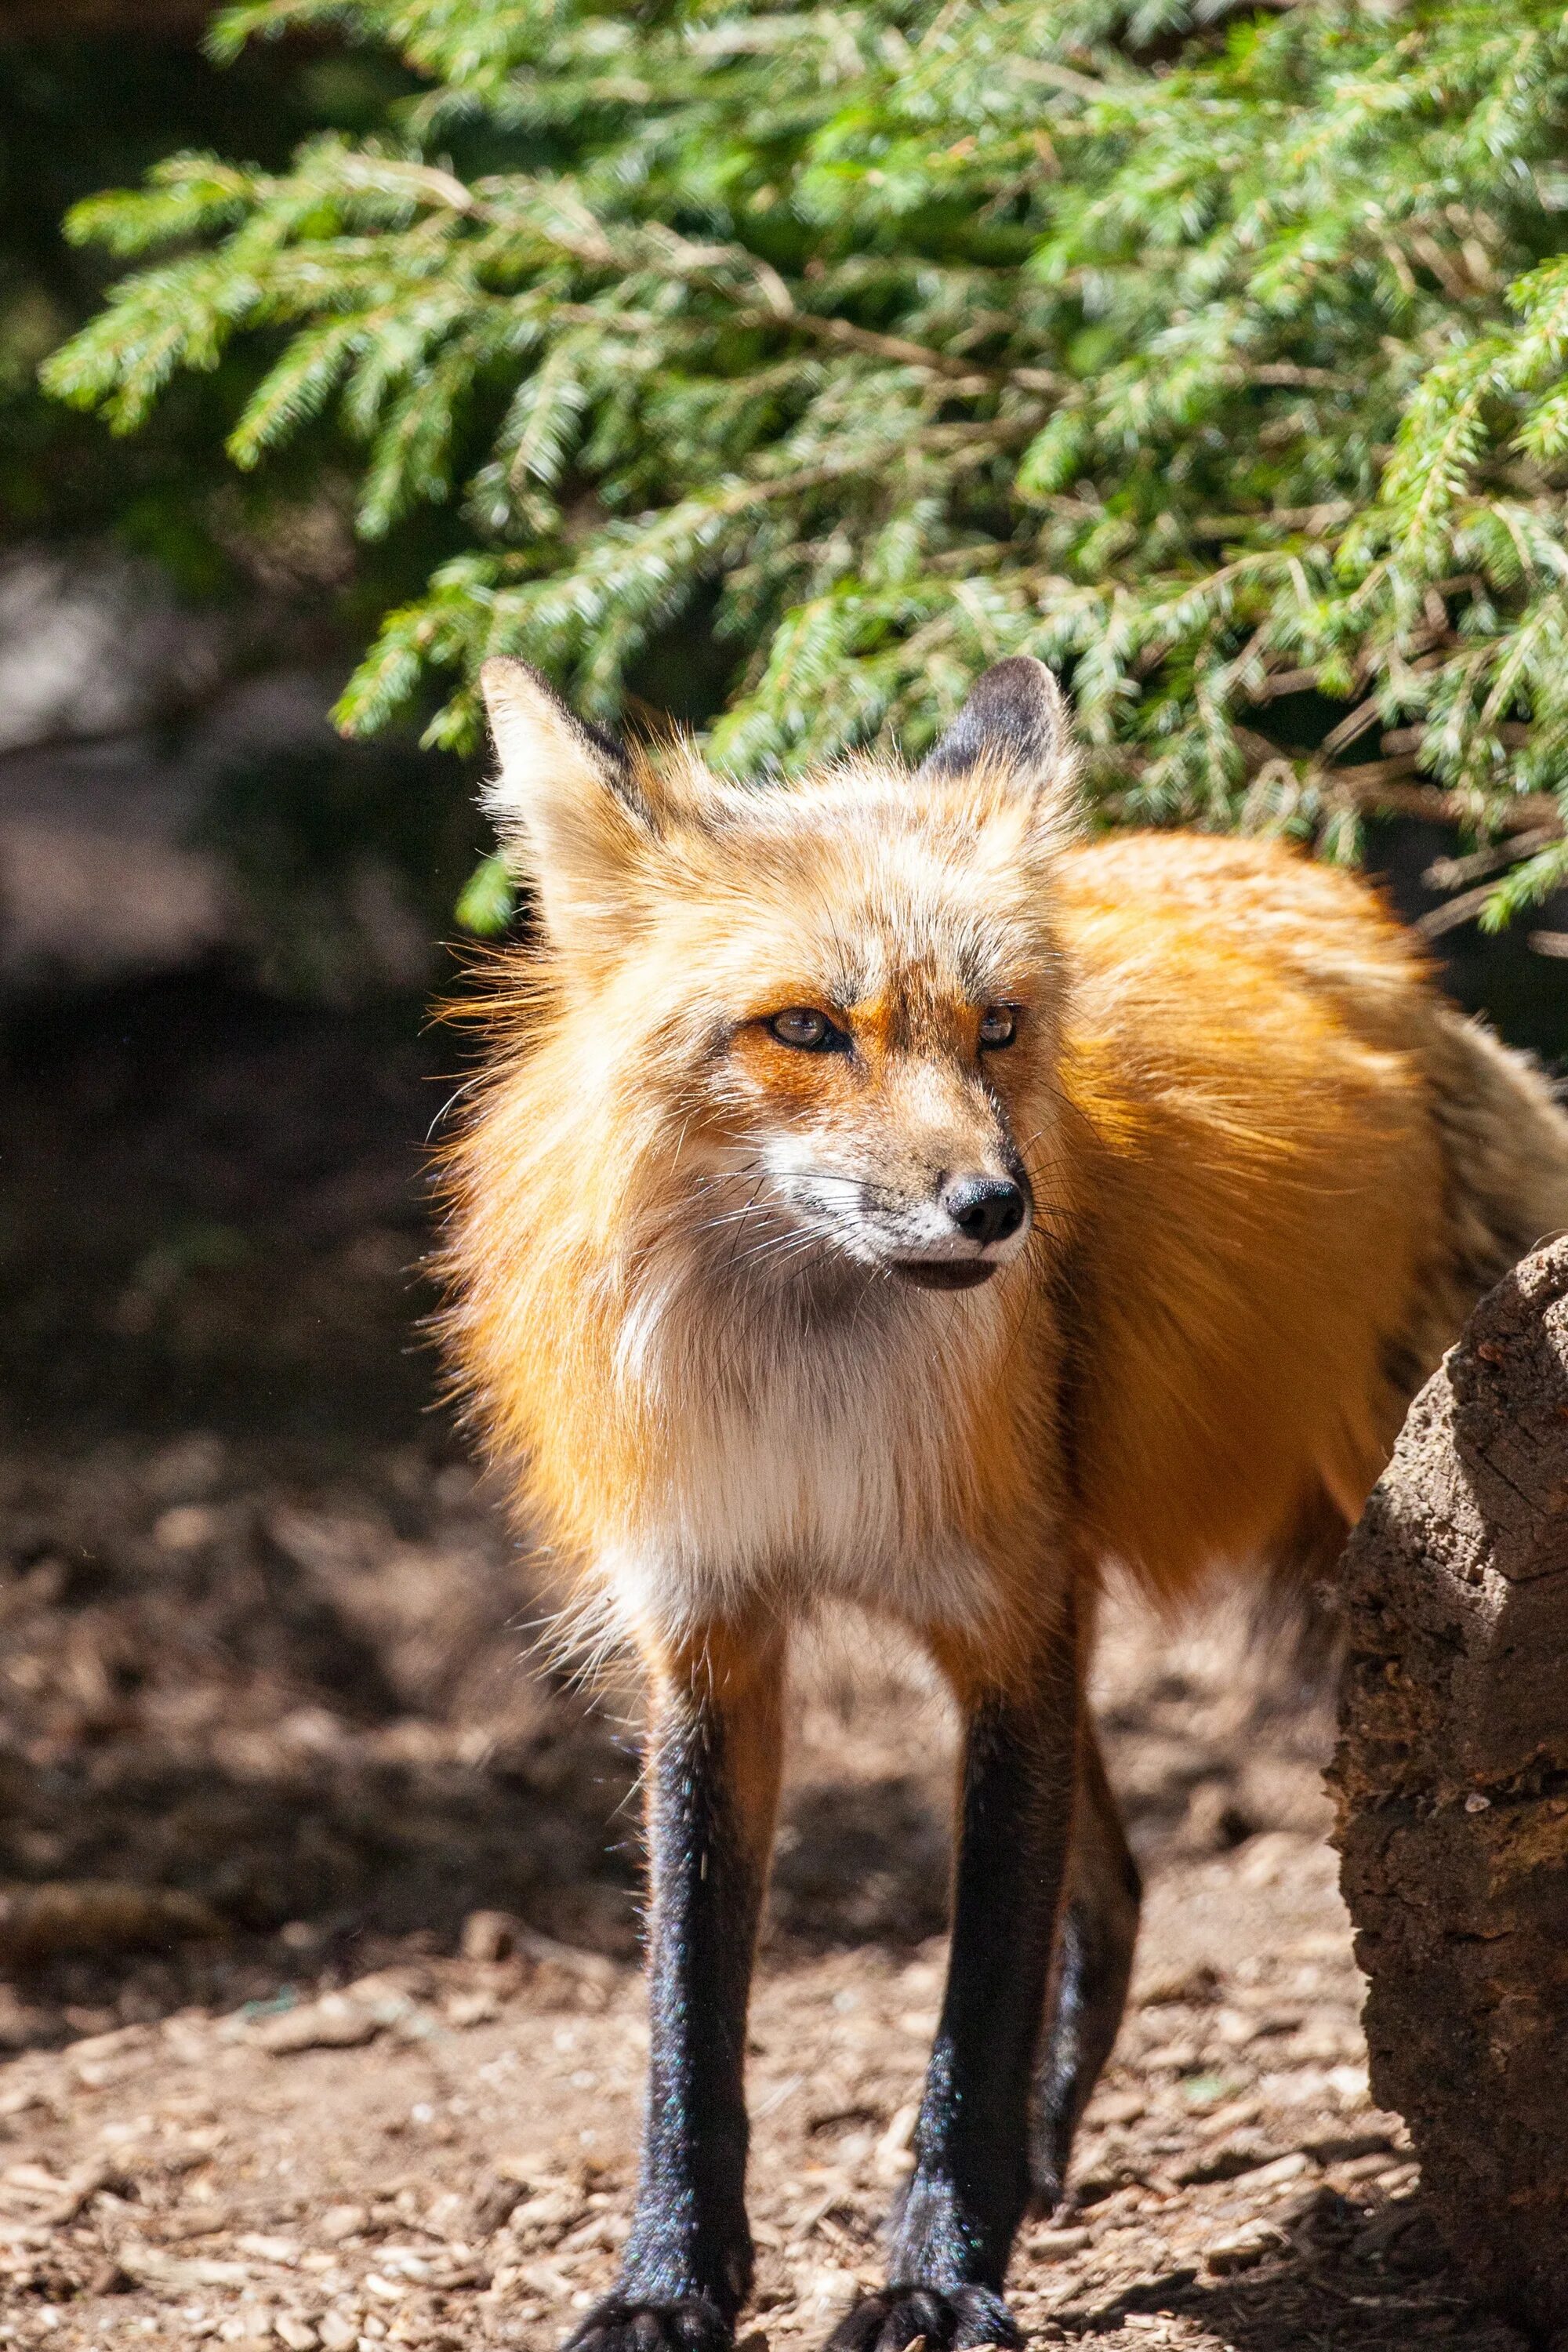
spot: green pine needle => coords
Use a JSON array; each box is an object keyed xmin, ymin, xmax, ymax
[{"xmin": 42, "ymin": 0, "xmax": 1568, "ymax": 920}]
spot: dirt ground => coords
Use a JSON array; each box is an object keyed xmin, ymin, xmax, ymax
[{"xmin": 0, "ymin": 978, "xmax": 1534, "ymax": 2352}]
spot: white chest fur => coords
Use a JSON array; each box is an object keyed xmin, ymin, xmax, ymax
[{"xmin": 600, "ymin": 1275, "xmax": 1014, "ymax": 1646}]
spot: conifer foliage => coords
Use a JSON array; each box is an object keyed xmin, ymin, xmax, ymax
[{"xmin": 43, "ymin": 0, "xmax": 1568, "ymax": 905}]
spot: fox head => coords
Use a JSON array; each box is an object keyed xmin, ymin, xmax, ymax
[{"xmin": 477, "ymin": 656, "xmax": 1079, "ymax": 1301}]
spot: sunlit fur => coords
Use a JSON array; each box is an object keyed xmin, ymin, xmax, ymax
[{"xmin": 440, "ymin": 670, "xmax": 1568, "ymax": 1700}]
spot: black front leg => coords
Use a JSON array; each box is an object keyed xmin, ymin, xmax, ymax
[
  {"xmin": 568, "ymin": 1628, "xmax": 784, "ymax": 2352},
  {"xmin": 830, "ymin": 1615, "xmax": 1080, "ymax": 2352}
]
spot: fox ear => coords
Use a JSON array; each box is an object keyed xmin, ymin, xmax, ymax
[
  {"xmin": 918, "ymin": 656, "xmax": 1075, "ymax": 812},
  {"xmin": 479, "ymin": 658, "xmax": 647, "ymax": 944}
]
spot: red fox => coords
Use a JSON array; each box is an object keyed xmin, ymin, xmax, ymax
[{"xmin": 442, "ymin": 655, "xmax": 1568, "ymax": 2352}]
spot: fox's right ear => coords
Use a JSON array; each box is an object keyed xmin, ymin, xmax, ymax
[{"xmin": 479, "ymin": 659, "xmax": 648, "ymax": 946}]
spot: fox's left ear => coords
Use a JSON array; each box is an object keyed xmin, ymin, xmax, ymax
[
  {"xmin": 479, "ymin": 657, "xmax": 652, "ymax": 947},
  {"xmin": 918, "ymin": 656, "xmax": 1077, "ymax": 826}
]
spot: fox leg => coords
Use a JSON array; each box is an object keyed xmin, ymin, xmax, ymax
[
  {"xmin": 1029, "ymin": 1723, "xmax": 1142, "ymax": 2211},
  {"xmin": 568, "ymin": 1624, "xmax": 785, "ymax": 2352},
  {"xmin": 827, "ymin": 1606, "xmax": 1080, "ymax": 2352}
]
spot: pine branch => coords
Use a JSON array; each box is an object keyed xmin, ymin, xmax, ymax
[{"xmin": 38, "ymin": 0, "xmax": 1568, "ymax": 880}]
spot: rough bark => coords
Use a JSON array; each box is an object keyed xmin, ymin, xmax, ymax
[{"xmin": 1330, "ymin": 1238, "xmax": 1568, "ymax": 2343}]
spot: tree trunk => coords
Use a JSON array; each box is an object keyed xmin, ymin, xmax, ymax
[{"xmin": 1331, "ymin": 1238, "xmax": 1568, "ymax": 2343}]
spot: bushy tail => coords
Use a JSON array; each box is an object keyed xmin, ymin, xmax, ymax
[{"xmin": 1255, "ymin": 1007, "xmax": 1568, "ymax": 1699}]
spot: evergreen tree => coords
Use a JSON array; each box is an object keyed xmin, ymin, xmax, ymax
[{"xmin": 43, "ymin": 0, "xmax": 1568, "ymax": 919}]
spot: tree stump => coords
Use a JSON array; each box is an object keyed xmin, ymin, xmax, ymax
[{"xmin": 1331, "ymin": 1238, "xmax": 1568, "ymax": 2343}]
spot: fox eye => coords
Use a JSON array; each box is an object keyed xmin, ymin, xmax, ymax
[
  {"xmin": 979, "ymin": 1004, "xmax": 1021, "ymax": 1049},
  {"xmin": 768, "ymin": 1007, "xmax": 848, "ymax": 1053}
]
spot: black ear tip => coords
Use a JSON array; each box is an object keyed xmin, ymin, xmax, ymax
[
  {"xmin": 966, "ymin": 654, "xmax": 1059, "ymax": 724},
  {"xmin": 976, "ymin": 654, "xmax": 1054, "ymax": 691},
  {"xmin": 920, "ymin": 655, "xmax": 1067, "ymax": 779}
]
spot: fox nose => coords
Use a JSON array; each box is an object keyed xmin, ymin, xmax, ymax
[{"xmin": 941, "ymin": 1174, "xmax": 1027, "ymax": 1248}]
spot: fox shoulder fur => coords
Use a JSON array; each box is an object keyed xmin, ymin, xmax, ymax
[{"xmin": 441, "ymin": 657, "xmax": 1568, "ymax": 1690}]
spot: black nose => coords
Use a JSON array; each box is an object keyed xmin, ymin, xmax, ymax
[{"xmin": 942, "ymin": 1174, "xmax": 1027, "ymax": 1248}]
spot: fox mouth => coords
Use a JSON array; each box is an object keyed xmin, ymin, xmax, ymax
[{"xmin": 890, "ymin": 1259, "xmax": 998, "ymax": 1291}]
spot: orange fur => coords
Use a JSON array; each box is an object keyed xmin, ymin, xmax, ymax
[{"xmin": 439, "ymin": 666, "xmax": 1568, "ymax": 1695}]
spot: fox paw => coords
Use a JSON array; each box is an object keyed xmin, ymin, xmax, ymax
[
  {"xmin": 824, "ymin": 2283, "xmax": 1021, "ymax": 2352},
  {"xmin": 563, "ymin": 2294, "xmax": 733, "ymax": 2352}
]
